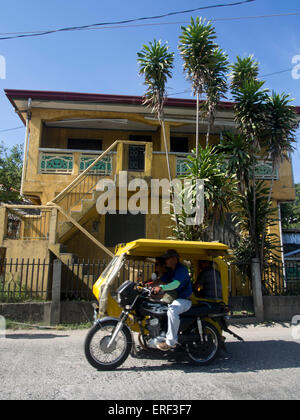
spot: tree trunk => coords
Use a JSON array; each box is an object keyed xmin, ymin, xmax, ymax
[
  {"xmin": 160, "ymin": 117, "xmax": 172, "ymax": 184},
  {"xmin": 251, "ymin": 162, "xmax": 260, "ymax": 261},
  {"xmin": 196, "ymin": 93, "xmax": 200, "ymax": 165},
  {"xmin": 160, "ymin": 114, "xmax": 178, "ymax": 230},
  {"xmin": 206, "ymin": 119, "xmax": 211, "ymax": 147},
  {"xmin": 260, "ymin": 170, "xmax": 275, "ymax": 273}
]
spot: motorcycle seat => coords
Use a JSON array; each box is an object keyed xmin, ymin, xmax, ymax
[{"xmin": 180, "ymin": 302, "xmax": 224, "ymax": 318}]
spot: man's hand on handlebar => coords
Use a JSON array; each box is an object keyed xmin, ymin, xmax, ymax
[{"xmin": 152, "ymin": 286, "xmax": 163, "ymax": 295}]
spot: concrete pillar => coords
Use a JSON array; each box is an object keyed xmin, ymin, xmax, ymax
[
  {"xmin": 48, "ymin": 208, "xmax": 58, "ymax": 245},
  {"xmin": 50, "ymin": 259, "xmax": 62, "ymax": 325},
  {"xmin": 0, "ymin": 207, "xmax": 7, "ymax": 245},
  {"xmin": 251, "ymin": 258, "xmax": 264, "ymax": 321}
]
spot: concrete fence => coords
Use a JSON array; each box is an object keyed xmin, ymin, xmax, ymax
[{"xmin": 1, "ymin": 295, "xmax": 300, "ymax": 325}]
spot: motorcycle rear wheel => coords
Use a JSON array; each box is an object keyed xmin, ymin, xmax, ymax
[
  {"xmin": 185, "ymin": 321, "xmax": 221, "ymax": 366},
  {"xmin": 84, "ymin": 319, "xmax": 132, "ymax": 370}
]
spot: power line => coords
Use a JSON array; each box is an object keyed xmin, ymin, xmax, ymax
[
  {"xmin": 0, "ymin": 126, "xmax": 24, "ymax": 133},
  {"xmin": 0, "ymin": 0, "xmax": 256, "ymax": 41},
  {"xmin": 63, "ymin": 11, "xmax": 300, "ymax": 32},
  {"xmin": 3, "ymin": 11, "xmax": 300, "ymax": 36},
  {"xmin": 261, "ymin": 68, "xmax": 293, "ymax": 78}
]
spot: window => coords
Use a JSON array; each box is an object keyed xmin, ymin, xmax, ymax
[
  {"xmin": 128, "ymin": 145, "xmax": 145, "ymax": 171},
  {"xmin": 105, "ymin": 213, "xmax": 146, "ymax": 247},
  {"xmin": 170, "ymin": 137, "xmax": 189, "ymax": 153},
  {"xmin": 129, "ymin": 135, "xmax": 152, "ymax": 142},
  {"xmin": 67, "ymin": 138, "xmax": 102, "ymax": 151}
]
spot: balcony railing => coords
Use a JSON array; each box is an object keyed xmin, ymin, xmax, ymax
[
  {"xmin": 1, "ymin": 205, "xmax": 53, "ymax": 241},
  {"xmin": 39, "ymin": 149, "xmax": 113, "ymax": 176},
  {"xmin": 39, "ymin": 151, "xmax": 73, "ymax": 174},
  {"xmin": 39, "ymin": 148, "xmax": 279, "ymax": 182},
  {"xmin": 79, "ymin": 154, "xmax": 112, "ymax": 175},
  {"xmin": 254, "ymin": 161, "xmax": 279, "ymax": 180},
  {"xmin": 173, "ymin": 154, "xmax": 278, "ymax": 180}
]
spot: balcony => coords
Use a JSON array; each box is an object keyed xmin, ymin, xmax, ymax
[
  {"xmin": 39, "ymin": 149, "xmax": 114, "ymax": 176},
  {"xmin": 37, "ymin": 146, "xmax": 279, "ymax": 192}
]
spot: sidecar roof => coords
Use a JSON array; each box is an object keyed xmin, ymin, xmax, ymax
[{"xmin": 115, "ymin": 239, "xmax": 229, "ymax": 259}]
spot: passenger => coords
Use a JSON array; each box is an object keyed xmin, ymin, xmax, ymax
[
  {"xmin": 152, "ymin": 258, "xmax": 178, "ymax": 304},
  {"xmin": 194, "ymin": 260, "xmax": 223, "ymax": 300},
  {"xmin": 153, "ymin": 258, "xmax": 171, "ymax": 287},
  {"xmin": 139, "ymin": 258, "xmax": 170, "ymax": 287},
  {"xmin": 152, "ymin": 249, "xmax": 192, "ymax": 351}
]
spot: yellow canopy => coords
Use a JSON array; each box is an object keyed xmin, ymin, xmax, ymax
[{"xmin": 115, "ymin": 239, "xmax": 229, "ymax": 259}]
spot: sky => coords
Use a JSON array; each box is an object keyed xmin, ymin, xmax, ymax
[{"xmin": 0, "ymin": 0, "xmax": 300, "ymax": 180}]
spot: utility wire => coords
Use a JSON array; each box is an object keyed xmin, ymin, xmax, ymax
[
  {"xmin": 0, "ymin": 126, "xmax": 24, "ymax": 133},
  {"xmin": 0, "ymin": 0, "xmax": 256, "ymax": 41},
  {"xmin": 262, "ymin": 68, "xmax": 293, "ymax": 78},
  {"xmin": 2, "ymin": 11, "xmax": 300, "ymax": 36},
  {"xmin": 61, "ymin": 11, "xmax": 300, "ymax": 32}
]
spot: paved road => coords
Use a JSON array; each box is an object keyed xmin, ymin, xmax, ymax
[{"xmin": 0, "ymin": 323, "xmax": 300, "ymax": 400}]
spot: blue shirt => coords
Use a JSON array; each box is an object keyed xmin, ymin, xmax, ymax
[
  {"xmin": 160, "ymin": 271, "xmax": 172, "ymax": 284},
  {"xmin": 171, "ymin": 263, "xmax": 192, "ymax": 299}
]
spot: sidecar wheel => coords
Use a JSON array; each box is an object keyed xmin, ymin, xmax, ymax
[
  {"xmin": 84, "ymin": 319, "xmax": 132, "ymax": 370},
  {"xmin": 185, "ymin": 321, "xmax": 221, "ymax": 366}
]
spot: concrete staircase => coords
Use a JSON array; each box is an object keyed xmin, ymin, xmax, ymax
[{"xmin": 57, "ymin": 189, "xmax": 101, "ymax": 242}]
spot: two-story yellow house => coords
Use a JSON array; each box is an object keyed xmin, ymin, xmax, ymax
[{"xmin": 1, "ymin": 89, "xmax": 299, "ymax": 281}]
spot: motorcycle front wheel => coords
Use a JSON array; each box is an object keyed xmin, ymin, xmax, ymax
[
  {"xmin": 185, "ymin": 321, "xmax": 221, "ymax": 366},
  {"xmin": 84, "ymin": 319, "xmax": 132, "ymax": 370}
]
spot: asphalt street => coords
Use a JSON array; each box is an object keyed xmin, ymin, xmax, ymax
[{"xmin": 0, "ymin": 323, "xmax": 299, "ymax": 400}]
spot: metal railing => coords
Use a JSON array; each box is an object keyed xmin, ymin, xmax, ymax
[
  {"xmin": 3, "ymin": 205, "xmax": 53, "ymax": 241},
  {"xmin": 0, "ymin": 258, "xmax": 155, "ymax": 302},
  {"xmin": 61, "ymin": 258, "xmax": 155, "ymax": 301},
  {"xmin": 262, "ymin": 260, "xmax": 300, "ymax": 295},
  {"xmin": 0, "ymin": 258, "xmax": 51, "ymax": 302},
  {"xmin": 2, "ymin": 256, "xmax": 300, "ymax": 303}
]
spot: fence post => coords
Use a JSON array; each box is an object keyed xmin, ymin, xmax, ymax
[
  {"xmin": 251, "ymin": 258, "xmax": 264, "ymax": 322},
  {"xmin": 50, "ymin": 259, "xmax": 62, "ymax": 325}
]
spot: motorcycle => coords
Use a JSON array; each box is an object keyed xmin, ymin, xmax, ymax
[{"xmin": 84, "ymin": 279, "xmax": 243, "ymax": 371}]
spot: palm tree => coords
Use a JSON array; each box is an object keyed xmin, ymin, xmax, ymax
[
  {"xmin": 230, "ymin": 56, "xmax": 269, "ymax": 262},
  {"xmin": 137, "ymin": 39, "xmax": 174, "ymax": 183},
  {"xmin": 178, "ymin": 17, "xmax": 217, "ymax": 158},
  {"xmin": 230, "ymin": 55, "xmax": 259, "ymax": 92},
  {"xmin": 170, "ymin": 145, "xmax": 237, "ymax": 241},
  {"xmin": 204, "ymin": 47, "xmax": 229, "ymax": 145},
  {"xmin": 218, "ymin": 132, "xmax": 253, "ymax": 195},
  {"xmin": 259, "ymin": 91, "xmax": 298, "ymax": 268}
]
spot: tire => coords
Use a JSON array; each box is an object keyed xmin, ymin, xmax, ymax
[
  {"xmin": 84, "ymin": 319, "xmax": 132, "ymax": 370},
  {"xmin": 185, "ymin": 321, "xmax": 221, "ymax": 366}
]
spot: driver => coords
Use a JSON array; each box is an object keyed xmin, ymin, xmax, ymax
[{"xmin": 152, "ymin": 249, "xmax": 192, "ymax": 351}]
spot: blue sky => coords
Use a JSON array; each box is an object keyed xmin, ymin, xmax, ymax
[{"xmin": 0, "ymin": 0, "xmax": 300, "ymax": 180}]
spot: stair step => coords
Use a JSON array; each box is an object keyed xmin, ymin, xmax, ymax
[
  {"xmin": 59, "ymin": 253, "xmax": 79, "ymax": 265},
  {"xmin": 57, "ymin": 188, "xmax": 104, "ymax": 240}
]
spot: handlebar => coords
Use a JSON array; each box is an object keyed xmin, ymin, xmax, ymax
[
  {"xmin": 136, "ymin": 284, "xmax": 152, "ymax": 296},
  {"xmin": 136, "ymin": 283, "xmax": 164, "ymax": 297}
]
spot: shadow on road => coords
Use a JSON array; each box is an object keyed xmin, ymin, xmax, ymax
[
  {"xmin": 121, "ymin": 339, "xmax": 300, "ymax": 373},
  {"xmin": 229, "ymin": 321, "xmax": 291, "ymax": 329},
  {"xmin": 5, "ymin": 333, "xmax": 69, "ymax": 340}
]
